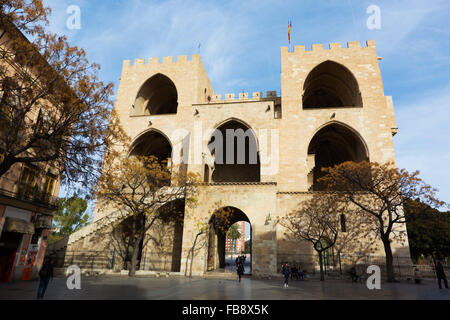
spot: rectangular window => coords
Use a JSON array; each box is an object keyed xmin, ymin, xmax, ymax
[
  {"xmin": 18, "ymin": 165, "xmax": 38, "ymax": 200},
  {"xmin": 0, "ymin": 78, "xmax": 18, "ymax": 124},
  {"xmin": 35, "ymin": 108, "xmax": 51, "ymax": 135},
  {"xmin": 274, "ymin": 104, "xmax": 282, "ymax": 119},
  {"xmin": 43, "ymin": 174, "xmax": 56, "ymax": 202}
]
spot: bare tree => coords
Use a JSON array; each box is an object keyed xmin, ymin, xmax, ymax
[
  {"xmin": 333, "ymin": 208, "xmax": 378, "ymax": 275},
  {"xmin": 280, "ymin": 193, "xmax": 346, "ymax": 281}
]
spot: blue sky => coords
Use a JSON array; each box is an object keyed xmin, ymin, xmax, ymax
[{"xmin": 44, "ymin": 0, "xmax": 450, "ymax": 206}]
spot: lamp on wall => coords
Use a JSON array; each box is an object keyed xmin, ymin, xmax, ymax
[{"xmin": 265, "ymin": 213, "xmax": 272, "ymax": 226}]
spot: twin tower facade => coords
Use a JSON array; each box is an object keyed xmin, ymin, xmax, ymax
[{"xmin": 52, "ymin": 40, "xmax": 411, "ymax": 277}]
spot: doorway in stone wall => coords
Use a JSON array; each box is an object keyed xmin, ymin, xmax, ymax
[{"xmin": 207, "ymin": 206, "xmax": 252, "ymax": 276}]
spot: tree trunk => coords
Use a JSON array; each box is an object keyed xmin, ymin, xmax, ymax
[
  {"xmin": 189, "ymin": 233, "xmax": 200, "ymax": 278},
  {"xmin": 382, "ymin": 238, "xmax": 396, "ymax": 282},
  {"xmin": 0, "ymin": 158, "xmax": 13, "ymax": 178},
  {"xmin": 129, "ymin": 239, "xmax": 141, "ymax": 277},
  {"xmin": 318, "ymin": 251, "xmax": 325, "ymax": 281},
  {"xmin": 338, "ymin": 251, "xmax": 342, "ymax": 276},
  {"xmin": 431, "ymin": 253, "xmax": 438, "ymax": 279}
]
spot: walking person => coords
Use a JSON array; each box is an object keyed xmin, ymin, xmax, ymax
[
  {"xmin": 282, "ymin": 263, "xmax": 290, "ymax": 288},
  {"xmin": 436, "ymin": 260, "xmax": 449, "ymax": 289},
  {"xmin": 291, "ymin": 265, "xmax": 298, "ymax": 280},
  {"xmin": 298, "ymin": 266, "xmax": 305, "ymax": 280},
  {"xmin": 37, "ymin": 258, "xmax": 54, "ymax": 299},
  {"xmin": 237, "ymin": 261, "xmax": 244, "ymax": 282},
  {"xmin": 350, "ymin": 266, "xmax": 359, "ymax": 283}
]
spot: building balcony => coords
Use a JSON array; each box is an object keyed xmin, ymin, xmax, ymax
[{"xmin": 0, "ymin": 186, "xmax": 58, "ymax": 215}]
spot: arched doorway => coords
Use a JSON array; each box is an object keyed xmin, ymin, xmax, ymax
[
  {"xmin": 113, "ymin": 199, "xmax": 185, "ymax": 273},
  {"xmin": 140, "ymin": 199, "xmax": 185, "ymax": 272},
  {"xmin": 308, "ymin": 122, "xmax": 369, "ymax": 191},
  {"xmin": 208, "ymin": 120, "xmax": 260, "ymax": 183},
  {"xmin": 117, "ymin": 130, "xmax": 185, "ymax": 273},
  {"xmin": 130, "ymin": 129, "xmax": 172, "ymax": 162},
  {"xmin": 134, "ymin": 73, "xmax": 178, "ymax": 115},
  {"xmin": 303, "ymin": 60, "xmax": 362, "ymax": 109},
  {"xmin": 207, "ymin": 207, "xmax": 252, "ymax": 275}
]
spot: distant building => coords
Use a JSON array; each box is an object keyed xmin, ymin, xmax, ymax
[{"xmin": 225, "ymin": 221, "xmax": 246, "ymax": 254}]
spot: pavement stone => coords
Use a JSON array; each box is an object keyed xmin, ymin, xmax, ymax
[{"xmin": 0, "ymin": 276, "xmax": 449, "ymax": 300}]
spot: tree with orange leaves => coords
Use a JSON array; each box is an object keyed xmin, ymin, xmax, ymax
[
  {"xmin": 320, "ymin": 161, "xmax": 447, "ymax": 282},
  {"xmin": 0, "ymin": 1, "xmax": 126, "ymax": 194},
  {"xmin": 95, "ymin": 155, "xmax": 200, "ymax": 277}
]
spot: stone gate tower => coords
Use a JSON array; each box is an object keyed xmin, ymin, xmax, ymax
[{"xmin": 48, "ymin": 40, "xmax": 411, "ymax": 278}]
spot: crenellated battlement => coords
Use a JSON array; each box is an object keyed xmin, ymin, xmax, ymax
[
  {"xmin": 207, "ymin": 91, "xmax": 279, "ymax": 103},
  {"xmin": 282, "ymin": 40, "xmax": 376, "ymax": 55},
  {"xmin": 122, "ymin": 54, "xmax": 202, "ymax": 69}
]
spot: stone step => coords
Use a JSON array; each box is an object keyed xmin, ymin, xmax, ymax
[{"xmin": 203, "ymin": 272, "xmax": 242, "ymax": 280}]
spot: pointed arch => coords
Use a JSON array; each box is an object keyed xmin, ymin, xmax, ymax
[
  {"xmin": 303, "ymin": 60, "xmax": 362, "ymax": 109},
  {"xmin": 207, "ymin": 119, "xmax": 261, "ymax": 183},
  {"xmin": 307, "ymin": 122, "xmax": 369, "ymax": 191},
  {"xmin": 134, "ymin": 73, "xmax": 178, "ymax": 115},
  {"xmin": 129, "ymin": 128, "xmax": 173, "ymax": 163}
]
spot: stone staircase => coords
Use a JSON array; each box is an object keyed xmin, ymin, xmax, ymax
[
  {"xmin": 47, "ymin": 208, "xmax": 131, "ymax": 256},
  {"xmin": 46, "ymin": 189, "xmax": 181, "ymax": 266}
]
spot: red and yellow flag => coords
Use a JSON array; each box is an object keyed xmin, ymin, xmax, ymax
[{"xmin": 288, "ymin": 18, "xmax": 292, "ymax": 45}]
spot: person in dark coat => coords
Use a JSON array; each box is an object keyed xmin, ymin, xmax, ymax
[
  {"xmin": 291, "ymin": 265, "xmax": 298, "ymax": 280},
  {"xmin": 298, "ymin": 265, "xmax": 305, "ymax": 280},
  {"xmin": 37, "ymin": 258, "xmax": 54, "ymax": 299},
  {"xmin": 436, "ymin": 260, "xmax": 449, "ymax": 289},
  {"xmin": 237, "ymin": 262, "xmax": 245, "ymax": 282},
  {"xmin": 282, "ymin": 263, "xmax": 290, "ymax": 287},
  {"xmin": 350, "ymin": 266, "xmax": 359, "ymax": 283}
]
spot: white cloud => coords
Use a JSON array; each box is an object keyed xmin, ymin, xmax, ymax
[
  {"xmin": 44, "ymin": 0, "xmax": 253, "ymax": 94},
  {"xmin": 394, "ymin": 84, "xmax": 450, "ymax": 203}
]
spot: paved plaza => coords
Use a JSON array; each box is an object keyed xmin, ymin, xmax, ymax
[{"xmin": 0, "ymin": 275, "xmax": 449, "ymax": 300}]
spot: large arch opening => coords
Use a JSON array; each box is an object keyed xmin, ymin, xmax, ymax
[
  {"xmin": 130, "ymin": 130, "xmax": 172, "ymax": 163},
  {"xmin": 208, "ymin": 120, "xmax": 261, "ymax": 183},
  {"xmin": 207, "ymin": 207, "xmax": 252, "ymax": 275},
  {"xmin": 308, "ymin": 123, "xmax": 369, "ymax": 191},
  {"xmin": 134, "ymin": 74, "xmax": 178, "ymax": 115},
  {"xmin": 113, "ymin": 199, "xmax": 185, "ymax": 273},
  {"xmin": 141, "ymin": 199, "xmax": 185, "ymax": 272},
  {"xmin": 303, "ymin": 61, "xmax": 362, "ymax": 109}
]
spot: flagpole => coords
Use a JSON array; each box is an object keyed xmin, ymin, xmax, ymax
[{"xmin": 288, "ymin": 17, "xmax": 292, "ymax": 52}]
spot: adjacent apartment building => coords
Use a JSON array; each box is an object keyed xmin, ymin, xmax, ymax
[{"xmin": 0, "ymin": 22, "xmax": 62, "ymax": 282}]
